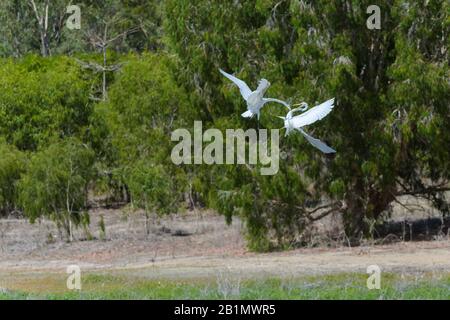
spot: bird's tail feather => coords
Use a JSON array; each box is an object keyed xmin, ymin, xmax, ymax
[{"xmin": 241, "ymin": 110, "xmax": 254, "ymax": 118}]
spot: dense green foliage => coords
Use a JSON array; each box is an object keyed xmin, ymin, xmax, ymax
[
  {"xmin": 0, "ymin": 139, "xmax": 26, "ymax": 216},
  {"xmin": 18, "ymin": 138, "xmax": 94, "ymax": 239},
  {"xmin": 0, "ymin": 55, "xmax": 93, "ymax": 151},
  {"xmin": 104, "ymin": 54, "xmax": 192, "ymax": 216},
  {"xmin": 0, "ymin": 0, "xmax": 448, "ymax": 249}
]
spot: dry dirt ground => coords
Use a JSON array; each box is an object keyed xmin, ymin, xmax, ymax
[{"xmin": 0, "ymin": 205, "xmax": 449, "ymax": 288}]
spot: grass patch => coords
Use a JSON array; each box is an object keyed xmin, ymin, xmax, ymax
[{"xmin": 1, "ymin": 272, "xmax": 449, "ymax": 300}]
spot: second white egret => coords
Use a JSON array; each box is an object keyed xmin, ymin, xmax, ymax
[{"xmin": 278, "ymin": 98, "xmax": 336, "ymax": 154}]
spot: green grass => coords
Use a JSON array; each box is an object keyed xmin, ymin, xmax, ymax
[{"xmin": 1, "ymin": 272, "xmax": 449, "ymax": 300}]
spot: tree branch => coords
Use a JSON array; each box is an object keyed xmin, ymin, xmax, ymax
[
  {"xmin": 395, "ymin": 186, "xmax": 450, "ymax": 196},
  {"xmin": 305, "ymin": 201, "xmax": 343, "ymax": 221}
]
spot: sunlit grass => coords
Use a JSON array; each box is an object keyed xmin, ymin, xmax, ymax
[{"xmin": 1, "ymin": 272, "xmax": 449, "ymax": 300}]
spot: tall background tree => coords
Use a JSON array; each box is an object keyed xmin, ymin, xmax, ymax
[
  {"xmin": 164, "ymin": 0, "xmax": 449, "ymax": 249},
  {"xmin": 0, "ymin": 0, "xmax": 163, "ymax": 57}
]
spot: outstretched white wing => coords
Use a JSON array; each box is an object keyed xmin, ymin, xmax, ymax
[
  {"xmin": 291, "ymin": 98, "xmax": 335, "ymax": 128},
  {"xmin": 219, "ymin": 69, "xmax": 252, "ymax": 101},
  {"xmin": 297, "ymin": 128, "xmax": 336, "ymax": 154}
]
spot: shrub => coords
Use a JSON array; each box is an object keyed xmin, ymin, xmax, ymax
[
  {"xmin": 127, "ymin": 161, "xmax": 182, "ymax": 235},
  {"xmin": 18, "ymin": 138, "xmax": 95, "ymax": 241},
  {"xmin": 0, "ymin": 139, "xmax": 26, "ymax": 216}
]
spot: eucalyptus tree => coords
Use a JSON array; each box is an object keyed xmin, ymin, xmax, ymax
[
  {"xmin": 0, "ymin": 0, "xmax": 83, "ymax": 57},
  {"xmin": 0, "ymin": 0, "xmax": 164, "ymax": 57}
]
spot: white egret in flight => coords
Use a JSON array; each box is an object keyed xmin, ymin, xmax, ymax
[
  {"xmin": 219, "ymin": 69, "xmax": 289, "ymax": 120},
  {"xmin": 278, "ymin": 98, "xmax": 336, "ymax": 154}
]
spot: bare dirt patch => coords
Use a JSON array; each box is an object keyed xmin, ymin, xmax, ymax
[
  {"xmin": 0, "ymin": 207, "xmax": 449, "ymax": 285},
  {"xmin": 0, "ymin": 208, "xmax": 245, "ymax": 271}
]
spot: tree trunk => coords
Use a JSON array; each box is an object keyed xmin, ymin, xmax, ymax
[
  {"xmin": 343, "ymin": 193, "xmax": 366, "ymax": 245},
  {"xmin": 69, "ymin": 218, "xmax": 73, "ymax": 242},
  {"xmin": 30, "ymin": 0, "xmax": 50, "ymax": 57},
  {"xmin": 102, "ymin": 46, "xmax": 107, "ymax": 100},
  {"xmin": 102, "ymin": 24, "xmax": 108, "ymax": 101},
  {"xmin": 343, "ymin": 183, "xmax": 396, "ymax": 245},
  {"xmin": 145, "ymin": 213, "xmax": 149, "ymax": 236},
  {"xmin": 40, "ymin": 32, "xmax": 50, "ymax": 57}
]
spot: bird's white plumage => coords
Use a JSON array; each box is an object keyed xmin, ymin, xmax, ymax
[
  {"xmin": 279, "ymin": 98, "xmax": 336, "ymax": 153},
  {"xmin": 241, "ymin": 110, "xmax": 253, "ymax": 118},
  {"xmin": 290, "ymin": 98, "xmax": 335, "ymax": 128},
  {"xmin": 297, "ymin": 128, "xmax": 336, "ymax": 154},
  {"xmin": 219, "ymin": 68, "xmax": 289, "ymax": 120},
  {"xmin": 219, "ymin": 69, "xmax": 252, "ymax": 101},
  {"xmin": 219, "ymin": 67, "xmax": 336, "ymax": 154}
]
